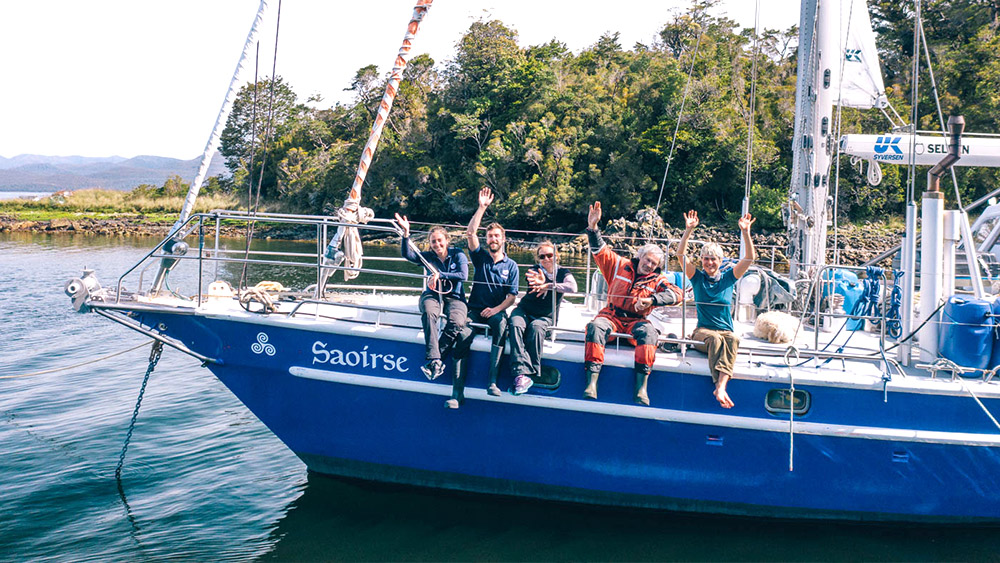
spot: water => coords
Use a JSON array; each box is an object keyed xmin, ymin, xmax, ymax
[
  {"xmin": 0, "ymin": 191, "xmax": 51, "ymax": 200},
  {"xmin": 3, "ymin": 232, "xmax": 1000, "ymax": 561}
]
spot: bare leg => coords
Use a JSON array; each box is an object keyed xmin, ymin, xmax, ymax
[{"xmin": 714, "ymin": 372, "xmax": 735, "ymax": 408}]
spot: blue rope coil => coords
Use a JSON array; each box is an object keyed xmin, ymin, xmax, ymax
[{"xmin": 885, "ymin": 270, "xmax": 903, "ymax": 339}]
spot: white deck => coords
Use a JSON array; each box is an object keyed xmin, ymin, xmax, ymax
[{"xmin": 173, "ymin": 291, "xmax": 1000, "ymax": 400}]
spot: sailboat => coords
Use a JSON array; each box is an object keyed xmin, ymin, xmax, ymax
[{"xmin": 64, "ymin": 0, "xmax": 1000, "ymax": 522}]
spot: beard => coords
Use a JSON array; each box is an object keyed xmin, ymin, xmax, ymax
[{"xmin": 487, "ymin": 241, "xmax": 502, "ymax": 252}]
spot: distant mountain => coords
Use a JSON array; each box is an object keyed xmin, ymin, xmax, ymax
[
  {"xmin": 0, "ymin": 153, "xmax": 228, "ymax": 191},
  {"xmin": 0, "ymin": 154, "xmax": 127, "ymax": 170}
]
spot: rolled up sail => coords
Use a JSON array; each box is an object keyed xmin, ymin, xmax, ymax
[{"xmin": 834, "ymin": 0, "xmax": 888, "ymax": 109}]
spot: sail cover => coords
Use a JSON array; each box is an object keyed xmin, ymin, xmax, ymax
[{"xmin": 834, "ymin": 0, "xmax": 888, "ymax": 109}]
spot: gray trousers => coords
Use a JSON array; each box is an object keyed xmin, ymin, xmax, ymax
[
  {"xmin": 508, "ymin": 307, "xmax": 552, "ymax": 377},
  {"xmin": 418, "ymin": 293, "xmax": 467, "ymax": 361}
]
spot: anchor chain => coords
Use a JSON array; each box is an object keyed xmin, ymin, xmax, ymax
[{"xmin": 115, "ymin": 340, "xmax": 163, "ymax": 480}]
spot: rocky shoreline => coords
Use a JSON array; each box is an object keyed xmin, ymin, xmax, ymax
[{"xmin": 1, "ymin": 214, "xmax": 900, "ymax": 266}]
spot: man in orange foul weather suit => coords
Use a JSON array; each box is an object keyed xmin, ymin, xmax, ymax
[{"xmin": 584, "ymin": 201, "xmax": 682, "ymax": 405}]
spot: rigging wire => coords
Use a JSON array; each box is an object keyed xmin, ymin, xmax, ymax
[
  {"xmin": 654, "ymin": 24, "xmax": 705, "ymax": 215},
  {"xmin": 830, "ymin": 0, "xmax": 858, "ymax": 266},
  {"xmin": 918, "ymin": 16, "xmax": 962, "ymax": 208},
  {"xmin": 742, "ymin": 0, "xmax": 762, "ymax": 208},
  {"xmin": 240, "ymin": 44, "xmax": 261, "ymax": 291},
  {"xmin": 906, "ymin": 0, "xmax": 921, "ymax": 206},
  {"xmin": 240, "ymin": 0, "xmax": 283, "ymax": 290}
]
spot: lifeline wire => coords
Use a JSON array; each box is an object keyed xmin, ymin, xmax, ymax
[{"xmin": 743, "ymin": 0, "xmax": 762, "ymax": 205}]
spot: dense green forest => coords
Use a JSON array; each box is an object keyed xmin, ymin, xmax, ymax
[{"xmin": 218, "ymin": 0, "xmax": 1000, "ymax": 232}]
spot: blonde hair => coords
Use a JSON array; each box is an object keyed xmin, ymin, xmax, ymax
[
  {"xmin": 636, "ymin": 244, "xmax": 664, "ymax": 268},
  {"xmin": 700, "ymin": 242, "xmax": 724, "ymax": 259},
  {"xmin": 536, "ymin": 240, "xmax": 555, "ymax": 259}
]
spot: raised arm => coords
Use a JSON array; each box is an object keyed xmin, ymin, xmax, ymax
[
  {"xmin": 395, "ymin": 213, "xmax": 420, "ymax": 263},
  {"xmin": 677, "ymin": 210, "xmax": 699, "ymax": 279},
  {"xmin": 585, "ymin": 201, "xmax": 606, "ymax": 253},
  {"xmin": 466, "ymin": 187, "xmax": 493, "ymax": 252},
  {"xmin": 732, "ymin": 213, "xmax": 757, "ymax": 279}
]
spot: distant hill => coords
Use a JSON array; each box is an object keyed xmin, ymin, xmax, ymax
[{"xmin": 0, "ymin": 154, "xmax": 229, "ymax": 191}]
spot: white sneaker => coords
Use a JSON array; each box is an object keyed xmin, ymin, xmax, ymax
[
  {"xmin": 512, "ymin": 374, "xmax": 534, "ymax": 396},
  {"xmin": 444, "ymin": 398, "xmax": 460, "ymax": 409}
]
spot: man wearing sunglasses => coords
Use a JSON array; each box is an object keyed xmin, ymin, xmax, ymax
[
  {"xmin": 507, "ymin": 240, "xmax": 578, "ymax": 395},
  {"xmin": 583, "ymin": 201, "xmax": 683, "ymax": 405}
]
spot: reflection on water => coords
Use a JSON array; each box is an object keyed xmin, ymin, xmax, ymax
[{"xmin": 266, "ymin": 474, "xmax": 1000, "ymax": 562}]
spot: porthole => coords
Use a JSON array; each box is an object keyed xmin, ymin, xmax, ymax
[{"xmin": 765, "ymin": 388, "xmax": 811, "ymax": 415}]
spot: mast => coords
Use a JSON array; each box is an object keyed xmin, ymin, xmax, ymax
[{"xmin": 787, "ymin": 0, "xmax": 839, "ymax": 279}]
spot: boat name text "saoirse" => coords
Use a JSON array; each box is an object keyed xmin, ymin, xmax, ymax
[{"xmin": 311, "ymin": 341, "xmax": 410, "ymax": 373}]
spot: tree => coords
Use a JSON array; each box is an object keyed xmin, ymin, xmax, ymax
[{"xmin": 219, "ymin": 76, "xmax": 308, "ymax": 202}]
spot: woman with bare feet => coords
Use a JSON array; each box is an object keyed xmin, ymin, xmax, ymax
[{"xmin": 677, "ymin": 210, "xmax": 756, "ymax": 409}]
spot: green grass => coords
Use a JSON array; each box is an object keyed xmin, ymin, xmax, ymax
[{"xmin": 0, "ymin": 189, "xmax": 240, "ymax": 222}]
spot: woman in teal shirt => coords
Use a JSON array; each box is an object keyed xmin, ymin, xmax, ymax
[{"xmin": 677, "ymin": 210, "xmax": 756, "ymax": 409}]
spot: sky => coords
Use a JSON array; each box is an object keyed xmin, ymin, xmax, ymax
[{"xmin": 0, "ymin": 0, "xmax": 801, "ymax": 160}]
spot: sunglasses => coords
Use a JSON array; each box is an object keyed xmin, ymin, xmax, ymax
[{"xmin": 537, "ymin": 252, "xmax": 554, "ymax": 259}]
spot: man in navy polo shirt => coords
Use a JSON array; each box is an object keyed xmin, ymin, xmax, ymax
[{"xmin": 451, "ymin": 187, "xmax": 519, "ymax": 407}]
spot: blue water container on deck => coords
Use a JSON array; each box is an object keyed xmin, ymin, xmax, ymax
[
  {"xmin": 667, "ymin": 271, "xmax": 691, "ymax": 290},
  {"xmin": 938, "ymin": 296, "xmax": 993, "ymax": 371},
  {"xmin": 989, "ymin": 298, "xmax": 1000, "ymax": 370},
  {"xmin": 822, "ymin": 269, "xmax": 865, "ymax": 331}
]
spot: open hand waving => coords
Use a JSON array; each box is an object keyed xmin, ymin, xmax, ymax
[
  {"xmin": 478, "ymin": 186, "xmax": 494, "ymax": 208},
  {"xmin": 394, "ymin": 213, "xmax": 411, "ymax": 238},
  {"xmin": 588, "ymin": 201, "xmax": 602, "ymax": 230},
  {"xmin": 683, "ymin": 210, "xmax": 699, "ymax": 231}
]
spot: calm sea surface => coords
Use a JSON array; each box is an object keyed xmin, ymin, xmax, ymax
[
  {"xmin": 3, "ymin": 232, "xmax": 1000, "ymax": 561},
  {"xmin": 0, "ymin": 191, "xmax": 51, "ymax": 200}
]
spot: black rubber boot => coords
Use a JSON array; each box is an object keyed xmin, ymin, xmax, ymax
[
  {"xmin": 634, "ymin": 364, "xmax": 652, "ymax": 406},
  {"xmin": 449, "ymin": 357, "xmax": 466, "ymax": 407},
  {"xmin": 583, "ymin": 361, "xmax": 602, "ymax": 399},
  {"xmin": 488, "ymin": 344, "xmax": 503, "ymax": 388}
]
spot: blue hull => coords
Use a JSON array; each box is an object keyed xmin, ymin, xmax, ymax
[{"xmin": 132, "ymin": 309, "xmax": 1000, "ymax": 522}]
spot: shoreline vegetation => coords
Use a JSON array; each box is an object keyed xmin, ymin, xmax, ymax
[
  {"xmin": 6, "ymin": 2, "xmax": 998, "ymax": 267},
  {"xmin": 1, "ymin": 188, "xmax": 899, "ymax": 266}
]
